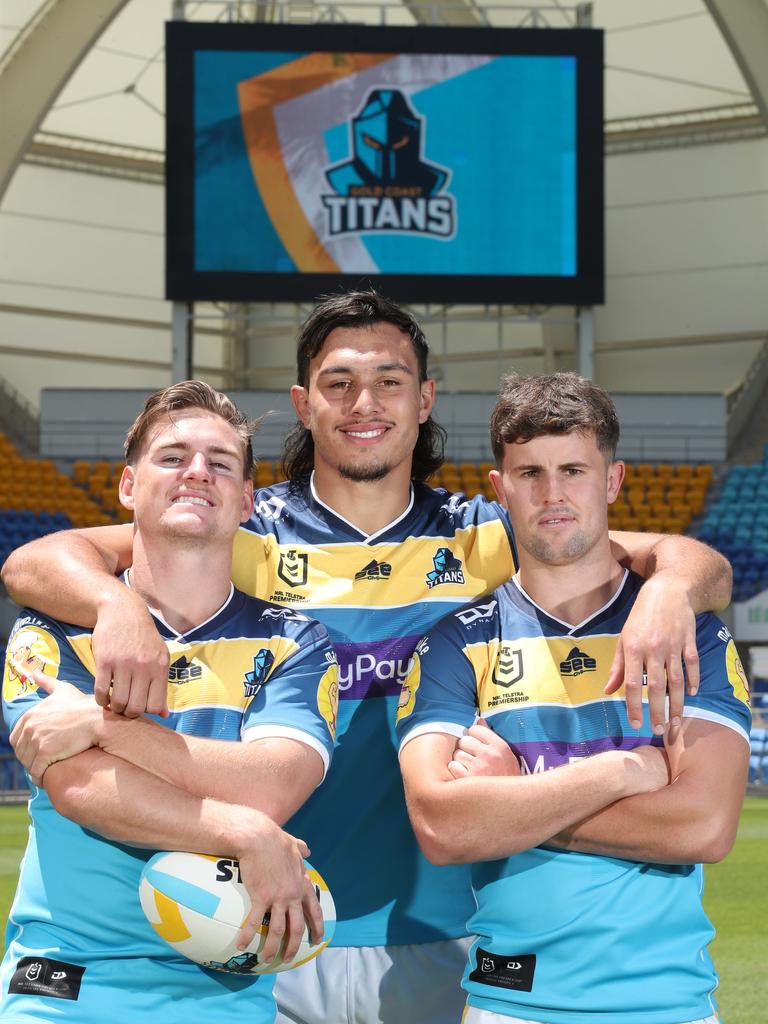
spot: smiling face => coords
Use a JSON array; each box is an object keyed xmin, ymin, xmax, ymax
[
  {"xmin": 491, "ymin": 430, "xmax": 624, "ymax": 567},
  {"xmin": 290, "ymin": 322, "xmax": 435, "ymax": 485},
  {"xmin": 119, "ymin": 411, "xmax": 254, "ymax": 546}
]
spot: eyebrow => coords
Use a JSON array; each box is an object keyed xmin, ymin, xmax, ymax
[
  {"xmin": 317, "ymin": 361, "xmax": 415, "ymax": 378},
  {"xmin": 155, "ymin": 441, "xmax": 240, "ymax": 460},
  {"xmin": 515, "ymin": 461, "xmax": 590, "ymax": 472}
]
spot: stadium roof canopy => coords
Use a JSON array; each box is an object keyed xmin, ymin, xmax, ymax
[{"xmin": 0, "ymin": 0, "xmax": 763, "ymax": 167}]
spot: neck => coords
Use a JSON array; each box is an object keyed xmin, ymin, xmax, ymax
[
  {"xmin": 517, "ymin": 540, "xmax": 624, "ymax": 627},
  {"xmin": 129, "ymin": 533, "xmax": 233, "ymax": 634},
  {"xmin": 311, "ymin": 463, "xmax": 413, "ymax": 535}
]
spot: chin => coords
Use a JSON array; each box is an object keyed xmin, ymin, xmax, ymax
[{"xmin": 337, "ymin": 460, "xmax": 392, "ymax": 483}]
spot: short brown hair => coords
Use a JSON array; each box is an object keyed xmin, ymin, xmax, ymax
[
  {"xmin": 124, "ymin": 380, "xmax": 256, "ymax": 479},
  {"xmin": 490, "ymin": 372, "xmax": 620, "ymax": 464}
]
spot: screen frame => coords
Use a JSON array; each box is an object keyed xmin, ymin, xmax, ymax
[{"xmin": 166, "ymin": 21, "xmax": 604, "ymax": 305}]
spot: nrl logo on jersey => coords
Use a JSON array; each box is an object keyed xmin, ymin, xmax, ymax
[
  {"xmin": 426, "ymin": 547, "xmax": 465, "ymax": 589},
  {"xmin": 277, "ymin": 549, "xmax": 308, "ymax": 588},
  {"xmin": 492, "ymin": 643, "xmax": 524, "ymax": 687},
  {"xmin": 355, "ymin": 559, "xmax": 392, "ymax": 581},
  {"xmin": 244, "ymin": 648, "xmax": 275, "ymax": 697},
  {"xmin": 168, "ymin": 655, "xmax": 202, "ymax": 684},
  {"xmin": 322, "ymin": 88, "xmax": 456, "ymax": 241}
]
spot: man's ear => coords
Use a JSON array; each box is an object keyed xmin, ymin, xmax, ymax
[
  {"xmin": 241, "ymin": 479, "xmax": 254, "ymax": 523},
  {"xmin": 607, "ymin": 460, "xmax": 625, "ymax": 504},
  {"xmin": 489, "ymin": 469, "xmax": 507, "ymax": 508},
  {"xmin": 119, "ymin": 465, "xmax": 136, "ymax": 511},
  {"xmin": 418, "ymin": 378, "xmax": 436, "ymax": 424},
  {"xmin": 290, "ymin": 385, "xmax": 310, "ymax": 428}
]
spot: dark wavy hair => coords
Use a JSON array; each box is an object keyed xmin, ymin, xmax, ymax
[
  {"xmin": 282, "ymin": 290, "xmax": 446, "ymax": 482},
  {"xmin": 490, "ymin": 372, "xmax": 620, "ymax": 464}
]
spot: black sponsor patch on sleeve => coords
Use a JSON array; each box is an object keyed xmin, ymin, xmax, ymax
[
  {"xmin": 468, "ymin": 947, "xmax": 536, "ymax": 992},
  {"xmin": 9, "ymin": 956, "xmax": 85, "ymax": 1001}
]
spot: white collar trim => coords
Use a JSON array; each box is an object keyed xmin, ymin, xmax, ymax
[
  {"xmin": 309, "ymin": 471, "xmax": 415, "ymax": 542},
  {"xmin": 512, "ymin": 568, "xmax": 630, "ymax": 634},
  {"xmin": 124, "ymin": 569, "xmax": 235, "ymax": 641}
]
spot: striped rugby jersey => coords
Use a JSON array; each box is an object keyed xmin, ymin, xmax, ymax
[
  {"xmin": 1, "ymin": 588, "xmax": 336, "ymax": 1023},
  {"xmin": 232, "ymin": 475, "xmax": 517, "ymax": 945},
  {"xmin": 396, "ymin": 570, "xmax": 751, "ymax": 1024}
]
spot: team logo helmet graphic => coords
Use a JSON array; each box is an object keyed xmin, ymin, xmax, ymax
[
  {"xmin": 425, "ymin": 547, "xmax": 465, "ymax": 588},
  {"xmin": 244, "ymin": 649, "xmax": 275, "ymax": 698},
  {"xmin": 323, "ymin": 88, "xmax": 455, "ymax": 240},
  {"xmin": 326, "ymin": 89, "xmax": 447, "ymax": 194}
]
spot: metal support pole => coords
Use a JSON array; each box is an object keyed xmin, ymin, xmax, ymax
[
  {"xmin": 171, "ymin": 302, "xmax": 193, "ymax": 382},
  {"xmin": 577, "ymin": 306, "xmax": 594, "ymax": 380}
]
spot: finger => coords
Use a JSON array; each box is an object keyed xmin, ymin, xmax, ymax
[
  {"xmin": 237, "ymin": 902, "xmax": 266, "ymax": 953},
  {"xmin": 454, "ymin": 736, "xmax": 482, "ymax": 756},
  {"xmin": 260, "ymin": 905, "xmax": 286, "ymax": 964},
  {"xmin": 682, "ymin": 641, "xmax": 700, "ymax": 697},
  {"xmin": 621, "ymin": 644, "xmax": 645, "ymax": 731},
  {"xmin": 644, "ymin": 651, "xmax": 668, "ymax": 737},
  {"xmin": 93, "ymin": 662, "xmax": 113, "ymax": 709},
  {"xmin": 604, "ymin": 644, "xmax": 625, "ymax": 696},
  {"xmin": 304, "ymin": 876, "xmax": 325, "ymax": 946},
  {"xmin": 447, "ymin": 759, "xmax": 469, "ymax": 778},
  {"xmin": 664, "ymin": 652, "xmax": 685, "ymax": 727},
  {"xmin": 123, "ymin": 673, "xmax": 151, "ymax": 720},
  {"xmin": 281, "ymin": 902, "xmax": 305, "ymax": 963},
  {"xmin": 108, "ymin": 670, "xmax": 132, "ymax": 716},
  {"xmin": 26, "ymin": 666, "xmax": 61, "ymax": 695},
  {"xmin": 146, "ymin": 668, "xmax": 170, "ymax": 718}
]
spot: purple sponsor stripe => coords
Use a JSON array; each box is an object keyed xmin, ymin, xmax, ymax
[
  {"xmin": 514, "ymin": 734, "xmax": 660, "ymax": 772},
  {"xmin": 335, "ymin": 636, "xmax": 421, "ymax": 700}
]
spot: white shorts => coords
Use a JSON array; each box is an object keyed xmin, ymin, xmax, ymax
[
  {"xmin": 274, "ymin": 937, "xmax": 473, "ymax": 1024},
  {"xmin": 462, "ymin": 1008, "xmax": 721, "ymax": 1024}
]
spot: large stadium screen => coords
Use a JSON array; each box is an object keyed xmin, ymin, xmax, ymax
[{"xmin": 166, "ymin": 22, "xmax": 603, "ymax": 305}]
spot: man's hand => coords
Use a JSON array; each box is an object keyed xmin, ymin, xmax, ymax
[
  {"xmin": 616, "ymin": 743, "xmax": 670, "ymax": 796},
  {"xmin": 9, "ymin": 667, "xmax": 103, "ymax": 786},
  {"xmin": 448, "ymin": 719, "xmax": 520, "ymax": 779},
  {"xmin": 92, "ymin": 590, "xmax": 169, "ymax": 718},
  {"xmin": 605, "ymin": 575, "xmax": 700, "ymax": 735},
  {"xmin": 234, "ymin": 818, "xmax": 324, "ymax": 965}
]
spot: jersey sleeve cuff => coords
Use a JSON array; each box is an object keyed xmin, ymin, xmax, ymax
[
  {"xmin": 241, "ymin": 724, "xmax": 331, "ymax": 780},
  {"xmin": 682, "ymin": 707, "xmax": 751, "ymax": 747},
  {"xmin": 398, "ymin": 721, "xmax": 467, "ymax": 758}
]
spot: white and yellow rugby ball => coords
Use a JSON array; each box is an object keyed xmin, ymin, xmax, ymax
[{"xmin": 139, "ymin": 851, "xmax": 335, "ymax": 975}]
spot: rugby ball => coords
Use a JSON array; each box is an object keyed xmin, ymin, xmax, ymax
[{"xmin": 139, "ymin": 851, "xmax": 335, "ymax": 975}]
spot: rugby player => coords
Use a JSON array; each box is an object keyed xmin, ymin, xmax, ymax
[
  {"xmin": 2, "ymin": 293, "xmax": 732, "ymax": 1024},
  {"xmin": 2, "ymin": 383, "xmax": 337, "ymax": 1023},
  {"xmin": 397, "ymin": 372, "xmax": 749, "ymax": 1024}
]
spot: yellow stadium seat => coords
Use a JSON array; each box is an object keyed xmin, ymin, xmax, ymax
[
  {"xmin": 675, "ymin": 465, "xmax": 694, "ymax": 481},
  {"xmin": 655, "ymin": 464, "xmax": 674, "ymax": 480},
  {"xmin": 636, "ymin": 463, "xmax": 654, "ymax": 479},
  {"xmin": 693, "ymin": 464, "xmax": 713, "ymax": 482}
]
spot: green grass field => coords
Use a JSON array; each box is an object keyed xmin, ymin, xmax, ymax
[{"xmin": 0, "ymin": 798, "xmax": 766, "ymax": 1021}]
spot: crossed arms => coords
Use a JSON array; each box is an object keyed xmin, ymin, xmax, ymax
[{"xmin": 10, "ymin": 671, "xmax": 326, "ymax": 961}]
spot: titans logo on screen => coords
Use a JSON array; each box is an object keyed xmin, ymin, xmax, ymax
[{"xmin": 322, "ymin": 88, "xmax": 456, "ymax": 240}]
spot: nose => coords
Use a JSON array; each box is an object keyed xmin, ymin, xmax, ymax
[
  {"xmin": 183, "ymin": 451, "xmax": 210, "ymax": 481},
  {"xmin": 349, "ymin": 384, "xmax": 381, "ymax": 416},
  {"xmin": 537, "ymin": 472, "xmax": 564, "ymax": 504}
]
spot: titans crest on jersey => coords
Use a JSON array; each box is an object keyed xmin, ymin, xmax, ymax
[
  {"xmin": 233, "ymin": 475, "xmax": 516, "ymax": 946},
  {"xmin": 396, "ymin": 570, "xmax": 751, "ymax": 1024},
  {"xmin": 1, "ymin": 589, "xmax": 337, "ymax": 1024}
]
